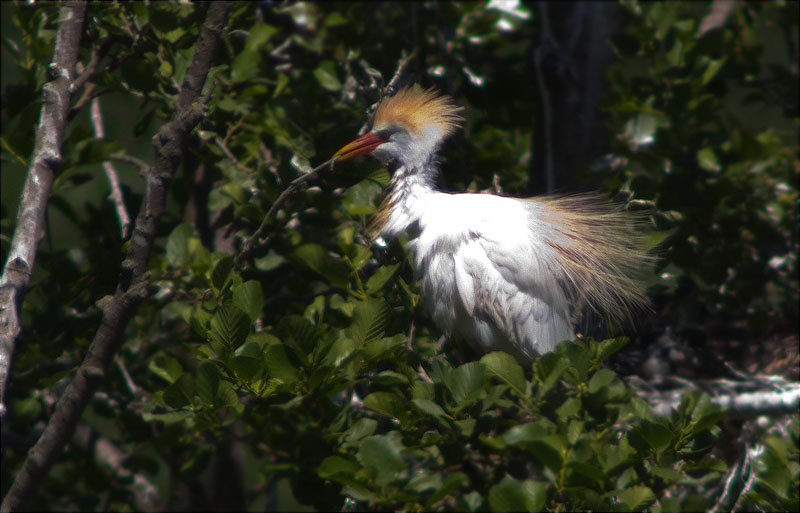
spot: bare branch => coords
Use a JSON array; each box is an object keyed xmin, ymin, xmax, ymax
[
  {"xmin": 626, "ymin": 374, "xmax": 800, "ymax": 418},
  {"xmin": 238, "ymin": 156, "xmax": 336, "ymax": 263},
  {"xmin": 114, "ymin": 354, "xmax": 139, "ymax": 397},
  {"xmin": 0, "ymin": 3, "xmax": 232, "ymax": 511},
  {"xmin": 73, "ymin": 422, "xmax": 163, "ymax": 511},
  {"xmin": 71, "ymin": 38, "xmax": 108, "ymax": 95},
  {"xmin": 110, "ymin": 153, "xmax": 151, "ymax": 174},
  {"xmin": 91, "ymin": 97, "xmax": 132, "ymax": 239},
  {"xmin": 0, "ymin": 1, "xmax": 87, "ymax": 423}
]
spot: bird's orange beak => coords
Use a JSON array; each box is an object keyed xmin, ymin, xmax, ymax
[{"xmin": 333, "ymin": 132, "xmax": 383, "ymax": 161}]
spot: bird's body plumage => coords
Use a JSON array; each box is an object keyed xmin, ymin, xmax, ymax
[{"xmin": 335, "ymin": 84, "xmax": 651, "ymax": 362}]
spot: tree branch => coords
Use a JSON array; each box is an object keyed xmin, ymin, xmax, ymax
[
  {"xmin": 0, "ymin": 3, "xmax": 232, "ymax": 511},
  {"xmin": 626, "ymin": 374, "xmax": 800, "ymax": 418},
  {"xmin": 0, "ymin": 0, "xmax": 87, "ymax": 422},
  {"xmin": 91, "ymin": 96, "xmax": 132, "ymax": 239}
]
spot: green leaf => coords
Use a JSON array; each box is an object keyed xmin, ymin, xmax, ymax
[
  {"xmin": 208, "ymin": 303, "xmax": 250, "ymax": 353},
  {"xmin": 456, "ymin": 418, "xmax": 476, "ymax": 437},
  {"xmin": 229, "ymin": 355, "xmax": 264, "ymax": 382},
  {"xmin": 245, "ymin": 23, "xmax": 278, "ymax": 51},
  {"xmin": 502, "ymin": 423, "xmax": 540, "ymax": 445},
  {"xmin": 322, "ymin": 338, "xmax": 356, "ymax": 368},
  {"xmin": 700, "ymin": 57, "xmax": 726, "ymax": 86},
  {"xmin": 195, "ymin": 361, "xmax": 220, "ymax": 405},
  {"xmin": 481, "ymin": 351, "xmax": 526, "ymax": 397},
  {"xmin": 359, "ymin": 435, "xmax": 405, "ymax": 487},
  {"xmin": 616, "ymin": 485, "xmax": 656, "ymax": 511},
  {"xmin": 407, "ymin": 471, "xmax": 442, "ymax": 493},
  {"xmin": 313, "ymin": 60, "xmax": 342, "ymax": 91},
  {"xmin": 279, "ymin": 315, "xmax": 317, "ymax": 353},
  {"xmin": 149, "ymin": 354, "xmax": 183, "ymax": 384},
  {"xmin": 689, "ymin": 411, "xmax": 726, "ymax": 436},
  {"xmin": 233, "ymin": 280, "xmax": 263, "ymax": 321},
  {"xmin": 232, "ymin": 49, "xmax": 260, "ymax": 83},
  {"xmin": 697, "ymin": 147, "xmax": 721, "ymax": 172},
  {"xmin": 318, "ymin": 455, "xmax": 359, "ymax": 479},
  {"xmin": 211, "ymin": 255, "xmax": 234, "ymax": 290},
  {"xmin": 364, "ymin": 264, "xmax": 399, "ymax": 295},
  {"xmin": 638, "ymin": 419, "xmax": 673, "ymax": 451},
  {"xmin": 323, "ymin": 12, "xmax": 348, "ymax": 27},
  {"xmin": 412, "ymin": 398, "xmax": 448, "ymax": 420},
  {"xmin": 264, "ymin": 343, "xmax": 299, "ymax": 383},
  {"xmin": 529, "ymin": 440, "xmax": 563, "ymax": 475},
  {"xmin": 588, "ymin": 368, "xmax": 617, "ymax": 393},
  {"xmin": 521, "ymin": 480, "xmax": 546, "ymax": 512},
  {"xmin": 163, "ymin": 374, "xmax": 194, "ymax": 408},
  {"xmin": 363, "ymin": 391, "xmax": 406, "ymax": 423},
  {"xmin": 351, "ymin": 298, "xmax": 390, "ymax": 344},
  {"xmin": 342, "ymin": 418, "xmax": 378, "ymax": 447},
  {"xmin": 304, "ymin": 295, "xmax": 326, "ymax": 325},
  {"xmin": 650, "ymin": 465, "xmax": 683, "ymax": 484},
  {"xmin": 140, "ymin": 411, "xmax": 192, "ymax": 424},
  {"xmin": 214, "ymin": 381, "xmax": 238, "ymax": 408},
  {"xmin": 254, "ymin": 250, "xmax": 286, "ymax": 271},
  {"xmin": 293, "ymin": 243, "xmax": 349, "ymax": 288},
  {"xmin": 556, "ymin": 397, "xmax": 581, "ymax": 421},
  {"xmin": 534, "ymin": 353, "xmax": 570, "ymax": 397},
  {"xmin": 488, "ymin": 476, "xmax": 527, "ymax": 512},
  {"xmin": 566, "ymin": 461, "xmax": 604, "ymax": 484},
  {"xmin": 343, "ymin": 179, "xmax": 382, "ymax": 216},
  {"xmin": 166, "ymin": 223, "xmax": 193, "ymax": 268},
  {"xmin": 595, "ymin": 337, "xmax": 628, "ymax": 363},
  {"xmin": 444, "ymin": 362, "xmax": 486, "ymax": 407},
  {"xmin": 427, "ymin": 472, "xmax": 470, "ymax": 507}
]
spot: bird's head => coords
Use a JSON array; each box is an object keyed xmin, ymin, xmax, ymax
[{"xmin": 334, "ymin": 84, "xmax": 463, "ymax": 169}]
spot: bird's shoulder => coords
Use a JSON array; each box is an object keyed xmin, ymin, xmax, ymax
[
  {"xmin": 420, "ymin": 192, "xmax": 534, "ymax": 236},
  {"xmin": 415, "ymin": 192, "xmax": 556, "ymax": 279}
]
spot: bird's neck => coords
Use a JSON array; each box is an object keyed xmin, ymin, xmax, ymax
[{"xmin": 372, "ymin": 163, "xmax": 438, "ymax": 240}]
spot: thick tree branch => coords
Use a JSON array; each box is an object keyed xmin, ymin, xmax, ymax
[
  {"xmin": 0, "ymin": 3, "xmax": 232, "ymax": 511},
  {"xmin": 0, "ymin": 1, "xmax": 86, "ymax": 422}
]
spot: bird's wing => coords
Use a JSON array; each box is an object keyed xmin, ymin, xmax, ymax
[{"xmin": 418, "ymin": 193, "xmax": 574, "ymax": 356}]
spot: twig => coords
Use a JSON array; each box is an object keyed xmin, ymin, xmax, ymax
[
  {"xmin": 110, "ymin": 153, "xmax": 151, "ymax": 175},
  {"xmin": 71, "ymin": 38, "xmax": 109, "ymax": 95},
  {"xmin": 356, "ymin": 52, "xmax": 415, "ymax": 137},
  {"xmin": 0, "ymin": 136, "xmax": 28, "ymax": 166},
  {"xmin": 710, "ymin": 459, "xmax": 742, "ymax": 513},
  {"xmin": 0, "ymin": 1, "xmax": 87, "ymax": 424},
  {"xmin": 114, "ymin": 354, "xmax": 139, "ymax": 397},
  {"xmin": 91, "ymin": 96, "xmax": 132, "ymax": 239},
  {"xmin": 731, "ymin": 444, "xmax": 761, "ymax": 512},
  {"xmin": 238, "ymin": 156, "xmax": 337, "ymax": 262},
  {"xmin": 0, "ymin": 4, "xmax": 232, "ymax": 511},
  {"xmin": 215, "ymin": 115, "xmax": 253, "ymax": 176}
]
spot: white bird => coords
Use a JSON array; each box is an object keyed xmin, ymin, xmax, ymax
[{"xmin": 334, "ymin": 84, "xmax": 651, "ymax": 363}]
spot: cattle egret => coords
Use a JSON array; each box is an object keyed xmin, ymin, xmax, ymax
[{"xmin": 334, "ymin": 84, "xmax": 651, "ymax": 363}]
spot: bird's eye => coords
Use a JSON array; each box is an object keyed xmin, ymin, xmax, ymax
[{"xmin": 375, "ymin": 126, "xmax": 402, "ymax": 141}]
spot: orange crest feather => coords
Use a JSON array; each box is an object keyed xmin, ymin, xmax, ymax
[{"xmin": 373, "ymin": 84, "xmax": 463, "ymax": 137}]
